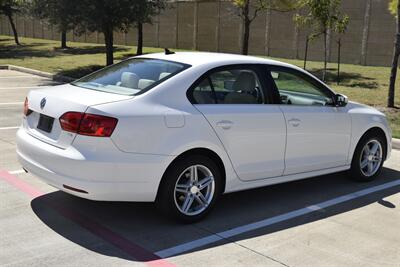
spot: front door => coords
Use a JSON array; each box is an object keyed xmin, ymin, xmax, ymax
[{"xmin": 267, "ymin": 66, "xmax": 351, "ymax": 175}]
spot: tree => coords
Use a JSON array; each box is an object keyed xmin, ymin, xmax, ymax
[
  {"xmin": 388, "ymin": 0, "xmax": 399, "ymax": 108},
  {"xmin": 30, "ymin": 0, "xmax": 81, "ymax": 48},
  {"xmin": 134, "ymin": 0, "xmax": 165, "ymax": 55},
  {"xmin": 294, "ymin": 0, "xmax": 349, "ymax": 81},
  {"xmin": 233, "ymin": 0, "xmax": 298, "ymax": 55},
  {"xmin": 0, "ymin": 0, "xmax": 22, "ymax": 45},
  {"xmin": 76, "ymin": 0, "xmax": 142, "ymax": 66}
]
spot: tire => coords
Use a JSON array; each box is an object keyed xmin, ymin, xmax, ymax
[
  {"xmin": 156, "ymin": 155, "xmax": 223, "ymax": 223},
  {"xmin": 350, "ymin": 133, "xmax": 386, "ymax": 182}
]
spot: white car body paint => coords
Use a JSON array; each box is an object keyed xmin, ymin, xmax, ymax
[{"xmin": 16, "ymin": 52, "xmax": 392, "ymax": 202}]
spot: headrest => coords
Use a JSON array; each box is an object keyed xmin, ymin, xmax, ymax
[
  {"xmin": 121, "ymin": 72, "xmax": 139, "ymax": 89},
  {"xmin": 232, "ymin": 72, "xmax": 256, "ymax": 93},
  {"xmin": 138, "ymin": 79, "xmax": 155, "ymax": 89},
  {"xmin": 159, "ymin": 72, "xmax": 171, "ymax": 80}
]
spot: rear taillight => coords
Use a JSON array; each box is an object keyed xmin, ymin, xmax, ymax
[
  {"xmin": 59, "ymin": 112, "xmax": 83, "ymax": 132},
  {"xmin": 59, "ymin": 112, "xmax": 118, "ymax": 137},
  {"xmin": 23, "ymin": 97, "xmax": 32, "ymax": 116}
]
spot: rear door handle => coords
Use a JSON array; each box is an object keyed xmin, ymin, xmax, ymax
[
  {"xmin": 288, "ymin": 118, "xmax": 301, "ymax": 127},
  {"xmin": 216, "ymin": 120, "xmax": 233, "ymax": 130}
]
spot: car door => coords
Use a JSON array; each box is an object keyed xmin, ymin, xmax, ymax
[
  {"xmin": 188, "ymin": 65, "xmax": 286, "ymax": 181},
  {"xmin": 267, "ymin": 66, "xmax": 351, "ymax": 175}
]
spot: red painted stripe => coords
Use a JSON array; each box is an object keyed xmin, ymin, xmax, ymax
[
  {"xmin": 0, "ymin": 169, "xmax": 43, "ymax": 198},
  {"xmin": 0, "ymin": 169, "xmax": 175, "ymax": 267}
]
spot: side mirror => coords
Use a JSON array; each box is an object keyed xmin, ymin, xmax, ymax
[{"xmin": 334, "ymin": 94, "xmax": 348, "ymax": 107}]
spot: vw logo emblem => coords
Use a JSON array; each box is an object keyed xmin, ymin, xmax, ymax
[{"xmin": 40, "ymin": 98, "xmax": 46, "ymax": 109}]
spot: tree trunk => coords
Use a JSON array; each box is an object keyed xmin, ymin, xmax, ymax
[
  {"xmin": 7, "ymin": 14, "xmax": 19, "ymax": 45},
  {"xmin": 241, "ymin": 0, "xmax": 250, "ymax": 55},
  {"xmin": 323, "ymin": 31, "xmax": 328, "ymax": 82},
  {"xmin": 136, "ymin": 22, "xmax": 143, "ymax": 55},
  {"xmin": 104, "ymin": 28, "xmax": 114, "ymax": 66},
  {"xmin": 61, "ymin": 30, "xmax": 67, "ymax": 48},
  {"xmin": 242, "ymin": 18, "xmax": 251, "ymax": 55},
  {"xmin": 361, "ymin": 0, "xmax": 372, "ymax": 65},
  {"xmin": 337, "ymin": 38, "xmax": 341, "ymax": 85},
  {"xmin": 304, "ymin": 36, "xmax": 309, "ymax": 70},
  {"xmin": 388, "ymin": 1, "xmax": 400, "ymax": 108}
]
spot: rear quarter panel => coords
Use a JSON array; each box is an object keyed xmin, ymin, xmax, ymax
[{"xmin": 86, "ymin": 66, "xmax": 240, "ymax": 193}]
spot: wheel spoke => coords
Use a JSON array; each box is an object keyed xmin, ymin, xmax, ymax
[
  {"xmin": 360, "ymin": 159, "xmax": 368, "ymax": 169},
  {"xmin": 175, "ymin": 183, "xmax": 190, "ymax": 194},
  {"xmin": 364, "ymin": 145, "xmax": 371, "ymax": 155},
  {"xmin": 182, "ymin": 194, "xmax": 194, "ymax": 212},
  {"xmin": 367, "ymin": 162, "xmax": 374, "ymax": 174},
  {"xmin": 198, "ymin": 176, "xmax": 213, "ymax": 190},
  {"xmin": 190, "ymin": 166, "xmax": 198, "ymax": 184},
  {"xmin": 195, "ymin": 192, "xmax": 209, "ymax": 207},
  {"xmin": 372, "ymin": 156, "xmax": 382, "ymax": 162},
  {"xmin": 370, "ymin": 142, "xmax": 379, "ymax": 155}
]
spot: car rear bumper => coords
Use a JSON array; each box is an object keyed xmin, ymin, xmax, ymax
[{"xmin": 16, "ymin": 128, "xmax": 174, "ymax": 202}]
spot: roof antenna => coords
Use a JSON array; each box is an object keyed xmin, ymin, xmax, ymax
[{"xmin": 164, "ymin": 48, "xmax": 175, "ymax": 55}]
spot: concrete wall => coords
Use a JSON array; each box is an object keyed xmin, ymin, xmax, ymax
[{"xmin": 0, "ymin": 0, "xmax": 396, "ymax": 66}]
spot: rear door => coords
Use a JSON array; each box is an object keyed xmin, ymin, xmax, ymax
[
  {"xmin": 189, "ymin": 65, "xmax": 286, "ymax": 181},
  {"xmin": 266, "ymin": 66, "xmax": 351, "ymax": 175}
]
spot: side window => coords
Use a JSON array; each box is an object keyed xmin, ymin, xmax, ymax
[
  {"xmin": 270, "ymin": 70, "xmax": 333, "ymax": 106},
  {"xmin": 192, "ymin": 79, "xmax": 216, "ymax": 104},
  {"xmin": 191, "ymin": 68, "xmax": 265, "ymax": 104}
]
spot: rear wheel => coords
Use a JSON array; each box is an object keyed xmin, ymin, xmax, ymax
[
  {"xmin": 351, "ymin": 134, "xmax": 385, "ymax": 181},
  {"xmin": 157, "ymin": 155, "xmax": 222, "ymax": 223}
]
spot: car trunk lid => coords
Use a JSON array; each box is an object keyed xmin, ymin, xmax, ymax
[{"xmin": 24, "ymin": 84, "xmax": 132, "ymax": 149}]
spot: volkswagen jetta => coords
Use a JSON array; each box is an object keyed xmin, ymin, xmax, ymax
[{"xmin": 17, "ymin": 52, "xmax": 392, "ymax": 222}]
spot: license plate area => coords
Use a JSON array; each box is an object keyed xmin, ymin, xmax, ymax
[{"xmin": 37, "ymin": 114, "xmax": 54, "ymax": 133}]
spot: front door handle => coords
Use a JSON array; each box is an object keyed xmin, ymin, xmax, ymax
[
  {"xmin": 288, "ymin": 118, "xmax": 301, "ymax": 127},
  {"xmin": 216, "ymin": 120, "xmax": 233, "ymax": 130}
]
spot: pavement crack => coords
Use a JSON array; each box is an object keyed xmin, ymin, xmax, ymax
[
  {"xmin": 0, "ymin": 137, "xmax": 15, "ymax": 146},
  {"xmin": 195, "ymin": 225, "xmax": 290, "ymax": 267}
]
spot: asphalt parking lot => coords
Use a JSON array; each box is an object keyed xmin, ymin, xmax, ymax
[{"xmin": 0, "ymin": 69, "xmax": 399, "ymax": 267}]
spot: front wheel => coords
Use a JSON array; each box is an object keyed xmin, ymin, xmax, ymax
[
  {"xmin": 351, "ymin": 134, "xmax": 385, "ymax": 182},
  {"xmin": 156, "ymin": 155, "xmax": 222, "ymax": 223}
]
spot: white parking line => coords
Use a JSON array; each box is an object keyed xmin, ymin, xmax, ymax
[
  {"xmin": 155, "ymin": 179, "xmax": 400, "ymax": 258},
  {"xmin": 0, "ymin": 102, "xmax": 24, "ymax": 106},
  {"xmin": 8, "ymin": 169, "xmax": 25, "ymax": 175},
  {"xmin": 0, "ymin": 86, "xmax": 44, "ymax": 90},
  {"xmin": 0, "ymin": 76, "xmax": 47, "ymax": 79},
  {"xmin": 0, "ymin": 126, "xmax": 19, "ymax": 130}
]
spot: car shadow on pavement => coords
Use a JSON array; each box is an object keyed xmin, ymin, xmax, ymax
[{"xmin": 30, "ymin": 167, "xmax": 400, "ymax": 263}]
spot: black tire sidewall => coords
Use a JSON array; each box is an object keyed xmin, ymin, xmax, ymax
[
  {"xmin": 351, "ymin": 134, "xmax": 385, "ymax": 182},
  {"xmin": 157, "ymin": 155, "xmax": 222, "ymax": 223}
]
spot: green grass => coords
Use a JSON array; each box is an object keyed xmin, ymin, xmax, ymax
[{"xmin": 1, "ymin": 35, "xmax": 399, "ymax": 138}]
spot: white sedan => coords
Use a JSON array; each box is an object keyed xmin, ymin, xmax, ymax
[{"xmin": 17, "ymin": 52, "xmax": 392, "ymax": 222}]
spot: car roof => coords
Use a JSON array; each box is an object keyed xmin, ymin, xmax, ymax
[{"xmin": 136, "ymin": 52, "xmax": 294, "ymax": 68}]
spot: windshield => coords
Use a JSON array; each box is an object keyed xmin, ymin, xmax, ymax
[{"xmin": 72, "ymin": 58, "xmax": 190, "ymax": 95}]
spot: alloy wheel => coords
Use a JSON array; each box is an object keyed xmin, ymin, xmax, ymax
[
  {"xmin": 174, "ymin": 164, "xmax": 216, "ymax": 216},
  {"xmin": 359, "ymin": 139, "xmax": 382, "ymax": 177}
]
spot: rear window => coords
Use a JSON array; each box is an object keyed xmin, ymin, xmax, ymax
[{"xmin": 72, "ymin": 58, "xmax": 190, "ymax": 95}]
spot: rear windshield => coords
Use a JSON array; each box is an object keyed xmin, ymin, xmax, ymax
[{"xmin": 72, "ymin": 58, "xmax": 190, "ymax": 95}]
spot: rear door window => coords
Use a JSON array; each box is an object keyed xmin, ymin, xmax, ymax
[{"xmin": 191, "ymin": 68, "xmax": 265, "ymax": 104}]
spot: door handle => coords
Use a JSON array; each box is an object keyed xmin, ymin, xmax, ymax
[
  {"xmin": 288, "ymin": 118, "xmax": 301, "ymax": 127},
  {"xmin": 216, "ymin": 120, "xmax": 233, "ymax": 130}
]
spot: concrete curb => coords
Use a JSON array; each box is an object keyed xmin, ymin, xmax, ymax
[
  {"xmin": 393, "ymin": 138, "xmax": 400, "ymax": 150},
  {"xmin": 0, "ymin": 65, "xmax": 74, "ymax": 83}
]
